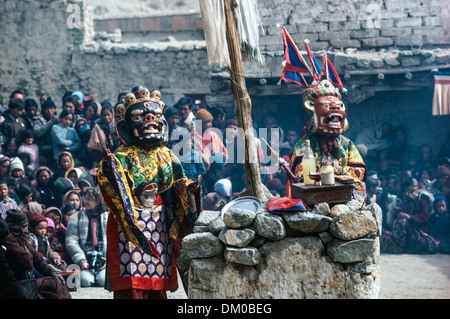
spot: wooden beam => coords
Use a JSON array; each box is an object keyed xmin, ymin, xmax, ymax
[{"xmin": 223, "ymin": 0, "xmax": 265, "ymax": 200}]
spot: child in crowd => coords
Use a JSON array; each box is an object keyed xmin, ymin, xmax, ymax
[
  {"xmin": 17, "ymin": 129, "xmax": 39, "ymax": 171},
  {"xmin": 3, "ymin": 138, "xmax": 18, "ymax": 159},
  {"xmin": 7, "ymin": 157, "xmax": 32, "ymax": 195},
  {"xmin": 50, "ymin": 110, "xmax": 82, "ymax": 162},
  {"xmin": 61, "ymin": 203, "xmax": 77, "ymax": 227},
  {"xmin": 45, "ymin": 213, "xmax": 68, "ymax": 264},
  {"xmin": 0, "ymin": 179, "xmax": 19, "ymax": 220},
  {"xmin": 26, "ymin": 212, "xmax": 66, "ymax": 271},
  {"xmin": 44, "ymin": 207, "xmax": 66, "ymax": 246},
  {"xmin": 429, "ymin": 195, "xmax": 449, "ymax": 242},
  {"xmin": 66, "ymin": 167, "xmax": 84, "ymax": 192},
  {"xmin": 62, "ymin": 190, "xmax": 83, "ymax": 212}
]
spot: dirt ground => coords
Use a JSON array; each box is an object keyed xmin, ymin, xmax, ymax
[{"xmin": 69, "ymin": 253, "xmax": 450, "ymax": 299}]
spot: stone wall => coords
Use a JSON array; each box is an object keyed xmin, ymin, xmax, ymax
[
  {"xmin": 179, "ymin": 190, "xmax": 382, "ymax": 299},
  {"xmin": 0, "ymin": 0, "xmax": 449, "ymax": 154},
  {"xmin": 0, "ymin": 0, "xmax": 210, "ymax": 107}
]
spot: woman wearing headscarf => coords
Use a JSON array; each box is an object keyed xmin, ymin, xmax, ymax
[{"xmin": 34, "ymin": 166, "xmax": 58, "ymax": 209}]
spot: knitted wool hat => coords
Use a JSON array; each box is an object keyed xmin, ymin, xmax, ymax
[
  {"xmin": 195, "ymin": 109, "xmax": 213, "ymax": 121},
  {"xmin": 41, "ymin": 98, "xmax": 56, "ymax": 111},
  {"xmin": 10, "ymin": 157, "xmax": 24, "ymax": 172},
  {"xmin": 28, "ymin": 212, "xmax": 47, "ymax": 230},
  {"xmin": 46, "ymin": 217, "xmax": 55, "ymax": 232},
  {"xmin": 5, "ymin": 209, "xmax": 28, "ymax": 233}
]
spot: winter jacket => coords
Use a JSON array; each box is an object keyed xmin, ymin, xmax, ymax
[{"xmin": 65, "ymin": 210, "xmax": 107, "ymax": 266}]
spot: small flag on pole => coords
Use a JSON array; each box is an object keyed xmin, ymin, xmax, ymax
[
  {"xmin": 281, "ymin": 27, "xmax": 312, "ymax": 75},
  {"xmin": 279, "ymin": 27, "xmax": 312, "ymax": 86},
  {"xmin": 304, "ymin": 39, "xmax": 323, "ymax": 83},
  {"xmin": 323, "ymin": 54, "xmax": 344, "ymax": 89}
]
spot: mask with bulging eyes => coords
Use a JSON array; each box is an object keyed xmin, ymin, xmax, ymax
[
  {"xmin": 302, "ymin": 80, "xmax": 348, "ymax": 136},
  {"xmin": 116, "ymin": 100, "xmax": 168, "ymax": 148}
]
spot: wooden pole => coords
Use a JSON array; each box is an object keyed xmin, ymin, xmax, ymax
[{"xmin": 223, "ymin": 0, "xmax": 265, "ymax": 200}]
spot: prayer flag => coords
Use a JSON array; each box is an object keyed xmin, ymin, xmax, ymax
[
  {"xmin": 304, "ymin": 39, "xmax": 323, "ymax": 82},
  {"xmin": 280, "ymin": 27, "xmax": 311, "ymax": 76},
  {"xmin": 324, "ymin": 54, "xmax": 344, "ymax": 88}
]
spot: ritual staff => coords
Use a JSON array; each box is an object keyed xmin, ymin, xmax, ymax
[
  {"xmin": 286, "ymin": 79, "xmax": 367, "ymax": 203},
  {"xmin": 96, "ymin": 87, "xmax": 199, "ymax": 299}
]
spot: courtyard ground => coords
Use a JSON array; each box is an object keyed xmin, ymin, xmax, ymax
[{"xmin": 69, "ymin": 253, "xmax": 450, "ymax": 299}]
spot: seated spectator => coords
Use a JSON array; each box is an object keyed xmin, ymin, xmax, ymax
[
  {"xmin": 7, "ymin": 157, "xmax": 32, "ymax": 195},
  {"xmin": 414, "ymin": 144, "xmax": 437, "ymax": 180},
  {"xmin": 84, "ymin": 101, "xmax": 102, "ymax": 128},
  {"xmin": 0, "ymin": 179, "xmax": 19, "ymax": 220},
  {"xmin": 172, "ymin": 129, "xmax": 206, "ymax": 181},
  {"xmin": 44, "ymin": 207, "xmax": 66, "ymax": 250},
  {"xmin": 3, "ymin": 138, "xmax": 19, "ymax": 159},
  {"xmin": 366, "ymin": 171, "xmax": 382, "ymax": 205},
  {"xmin": 53, "ymin": 178, "xmax": 75, "ymax": 209},
  {"xmin": 426, "ymin": 165, "xmax": 450, "ymax": 198},
  {"xmin": 62, "ymin": 190, "xmax": 83, "ymax": 212},
  {"xmin": 26, "ymin": 212, "xmax": 66, "ymax": 271},
  {"xmin": 174, "ymin": 96, "xmax": 195, "ymax": 132},
  {"xmin": 33, "ymin": 97, "xmax": 58, "ymax": 166},
  {"xmin": 50, "ymin": 110, "xmax": 82, "ymax": 163},
  {"xmin": 164, "ymin": 106, "xmax": 180, "ymax": 148},
  {"xmin": 202, "ymin": 153, "xmax": 227, "ymax": 194},
  {"xmin": 210, "ymin": 106, "xmax": 227, "ymax": 131},
  {"xmin": 22, "ymin": 98, "xmax": 38, "ymax": 129},
  {"xmin": 66, "ymin": 167, "xmax": 85, "ymax": 192},
  {"xmin": 385, "ymin": 125, "xmax": 412, "ymax": 171},
  {"xmin": 428, "ymin": 195, "xmax": 449, "ymax": 240},
  {"xmin": 17, "ymin": 129, "xmax": 39, "ymax": 171},
  {"xmin": 355, "ymin": 121, "xmax": 392, "ymax": 167},
  {"xmin": 45, "ymin": 215, "xmax": 68, "ymax": 264},
  {"xmin": 34, "ymin": 166, "xmax": 58, "ymax": 209},
  {"xmin": 1, "ymin": 99, "xmax": 27, "ymax": 143},
  {"xmin": 0, "ymin": 219, "xmax": 31, "ymax": 299},
  {"xmin": 193, "ymin": 109, "xmax": 228, "ymax": 171},
  {"xmin": 4, "ymin": 209, "xmax": 71, "ymax": 299},
  {"xmin": 16, "ymin": 184, "xmax": 34, "ymax": 207},
  {"xmin": 61, "ymin": 203, "xmax": 77, "ymax": 228},
  {"xmin": 65, "ymin": 187, "xmax": 107, "ymax": 288},
  {"xmin": 87, "ymin": 103, "xmax": 118, "ymax": 167},
  {"xmin": 285, "ymin": 128, "xmax": 300, "ymax": 150},
  {"xmin": 380, "ymin": 177, "xmax": 439, "ymax": 254},
  {"xmin": 0, "ymin": 155, "xmax": 10, "ymax": 179},
  {"xmin": 202, "ymin": 179, "xmax": 232, "ymax": 211},
  {"xmin": 52, "ymin": 151, "xmax": 75, "ymax": 183}
]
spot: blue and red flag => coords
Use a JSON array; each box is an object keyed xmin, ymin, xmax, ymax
[
  {"xmin": 304, "ymin": 40, "xmax": 323, "ymax": 82},
  {"xmin": 323, "ymin": 54, "xmax": 344, "ymax": 89},
  {"xmin": 280, "ymin": 27, "xmax": 311, "ymax": 86}
]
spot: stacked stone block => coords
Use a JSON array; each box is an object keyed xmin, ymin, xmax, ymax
[{"xmin": 179, "ymin": 191, "xmax": 383, "ymax": 299}]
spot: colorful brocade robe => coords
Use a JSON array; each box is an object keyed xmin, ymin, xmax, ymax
[
  {"xmin": 287, "ymin": 134, "xmax": 367, "ymax": 203},
  {"xmin": 96, "ymin": 144, "xmax": 197, "ymax": 292}
]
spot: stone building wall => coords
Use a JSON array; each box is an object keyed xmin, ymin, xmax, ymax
[
  {"xmin": 0, "ymin": 0, "xmax": 449, "ymax": 153},
  {"xmin": 0, "ymin": 0, "xmax": 211, "ymax": 107}
]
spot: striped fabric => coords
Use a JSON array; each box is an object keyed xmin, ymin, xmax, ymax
[{"xmin": 433, "ymin": 73, "xmax": 450, "ymax": 116}]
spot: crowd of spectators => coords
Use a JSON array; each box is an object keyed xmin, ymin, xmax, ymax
[{"xmin": 0, "ymin": 87, "xmax": 449, "ymax": 299}]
